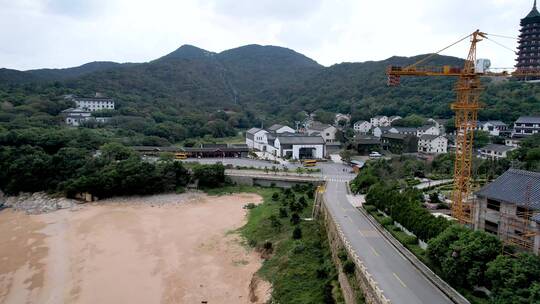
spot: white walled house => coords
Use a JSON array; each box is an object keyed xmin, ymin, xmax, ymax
[
  {"xmin": 62, "ymin": 108, "xmax": 92, "ymax": 127},
  {"xmin": 307, "ymin": 122, "xmax": 338, "ymax": 143},
  {"xmin": 370, "ymin": 116, "xmax": 390, "ymax": 127},
  {"xmin": 416, "ymin": 125, "xmax": 440, "ymax": 137},
  {"xmin": 353, "ymin": 120, "xmax": 372, "ymax": 133},
  {"xmin": 479, "ymin": 121, "xmax": 508, "ymax": 136},
  {"xmin": 73, "ymin": 97, "xmax": 115, "ymax": 112},
  {"xmin": 267, "ymin": 124, "xmax": 295, "ymax": 134},
  {"xmin": 512, "ymin": 116, "xmax": 540, "ymax": 138},
  {"xmin": 418, "ymin": 135, "xmax": 448, "ymax": 154},
  {"xmin": 274, "ymin": 135, "xmax": 325, "ymax": 159},
  {"xmin": 246, "ymin": 128, "xmax": 269, "ymax": 151},
  {"xmin": 478, "ymin": 144, "xmax": 516, "ymax": 160},
  {"xmin": 373, "ymin": 126, "xmax": 396, "ymax": 138},
  {"xmin": 335, "ymin": 113, "xmax": 351, "ymax": 126}
]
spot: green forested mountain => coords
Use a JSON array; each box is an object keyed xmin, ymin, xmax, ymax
[{"xmin": 1, "ymin": 44, "xmax": 540, "ymax": 145}]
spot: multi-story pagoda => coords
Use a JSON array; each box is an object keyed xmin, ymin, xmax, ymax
[{"xmin": 516, "ymin": 0, "xmax": 540, "ymax": 75}]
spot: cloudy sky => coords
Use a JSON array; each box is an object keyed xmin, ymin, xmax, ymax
[{"xmin": 0, "ymin": 0, "xmax": 534, "ymax": 70}]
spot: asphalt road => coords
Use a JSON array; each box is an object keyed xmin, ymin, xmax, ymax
[
  {"xmin": 321, "ymin": 163, "xmax": 453, "ymax": 304},
  {"xmin": 186, "ymin": 157, "xmax": 454, "ymax": 303}
]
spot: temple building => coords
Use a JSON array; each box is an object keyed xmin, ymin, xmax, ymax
[{"xmin": 516, "ymin": 0, "xmax": 540, "ymax": 76}]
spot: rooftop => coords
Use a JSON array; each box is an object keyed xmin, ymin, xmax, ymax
[
  {"xmin": 277, "ymin": 135, "xmax": 325, "ymax": 145},
  {"xmin": 476, "ymin": 169, "xmax": 540, "ymax": 211},
  {"xmin": 419, "ymin": 134, "xmax": 443, "ymax": 141},
  {"xmin": 515, "ymin": 116, "xmax": 540, "ymax": 124},
  {"xmin": 267, "ymin": 124, "xmax": 285, "ymax": 131},
  {"xmin": 479, "ymin": 144, "xmax": 514, "ymax": 153},
  {"xmin": 308, "ymin": 121, "xmax": 333, "ymax": 131}
]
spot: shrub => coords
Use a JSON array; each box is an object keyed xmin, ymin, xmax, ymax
[
  {"xmin": 279, "ymin": 207, "xmax": 288, "ymax": 218},
  {"xmin": 292, "ymin": 227, "xmax": 302, "ymax": 239},
  {"xmin": 272, "ymin": 192, "xmax": 279, "ymax": 201},
  {"xmin": 380, "ymin": 216, "xmax": 393, "ymax": 227},
  {"xmin": 290, "ymin": 213, "xmax": 300, "ymax": 225},
  {"xmin": 343, "ymin": 260, "xmax": 356, "ymax": 275}
]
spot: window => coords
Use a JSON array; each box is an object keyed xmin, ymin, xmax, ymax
[
  {"xmin": 517, "ymin": 206, "xmax": 532, "ymax": 220},
  {"xmin": 487, "ymin": 199, "xmax": 501, "ymax": 211},
  {"xmin": 484, "ymin": 220, "xmax": 499, "ymax": 235}
]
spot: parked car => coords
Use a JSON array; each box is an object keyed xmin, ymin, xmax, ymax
[{"xmin": 369, "ymin": 151, "xmax": 382, "ymax": 159}]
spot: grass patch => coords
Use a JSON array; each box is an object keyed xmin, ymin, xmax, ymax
[{"xmin": 213, "ymin": 185, "xmax": 345, "ymax": 303}]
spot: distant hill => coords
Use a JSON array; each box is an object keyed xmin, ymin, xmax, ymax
[
  {"xmin": 1, "ymin": 44, "xmax": 539, "ymax": 141},
  {"xmin": 27, "ymin": 61, "xmax": 131, "ymax": 81}
]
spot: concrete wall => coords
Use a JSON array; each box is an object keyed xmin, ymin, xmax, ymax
[{"xmin": 319, "ymin": 198, "xmax": 390, "ymax": 304}]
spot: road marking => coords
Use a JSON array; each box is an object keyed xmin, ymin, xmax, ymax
[
  {"xmin": 393, "ymin": 272, "xmax": 407, "ymax": 288},
  {"xmin": 348, "ymin": 217, "xmax": 353, "ymax": 224},
  {"xmin": 370, "ymin": 246, "xmax": 380, "ymax": 256},
  {"xmin": 358, "ymin": 229, "xmax": 365, "ymax": 237}
]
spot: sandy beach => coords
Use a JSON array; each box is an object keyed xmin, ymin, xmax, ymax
[{"xmin": 0, "ymin": 192, "xmax": 270, "ymax": 304}]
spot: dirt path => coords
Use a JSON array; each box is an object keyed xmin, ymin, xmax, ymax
[{"xmin": 0, "ymin": 192, "xmax": 270, "ymax": 304}]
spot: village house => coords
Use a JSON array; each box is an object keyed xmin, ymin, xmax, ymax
[
  {"xmin": 512, "ymin": 116, "xmax": 540, "ymax": 138},
  {"xmin": 267, "ymin": 124, "xmax": 296, "ymax": 134},
  {"xmin": 372, "ymin": 126, "xmax": 395, "ymax": 138},
  {"xmin": 381, "ymin": 133, "xmax": 418, "ymax": 154},
  {"xmin": 416, "ymin": 125, "xmax": 440, "ymax": 138},
  {"xmin": 478, "ymin": 144, "xmax": 516, "ymax": 160},
  {"xmin": 353, "ymin": 120, "xmax": 372, "ymax": 134},
  {"xmin": 370, "ymin": 115, "xmax": 390, "ymax": 127},
  {"xmin": 306, "ymin": 122, "xmax": 338, "ymax": 143},
  {"xmin": 417, "ymin": 134, "xmax": 448, "ymax": 154},
  {"xmin": 335, "ymin": 113, "xmax": 351, "ymax": 126},
  {"xmin": 273, "ymin": 135, "xmax": 325, "ymax": 159},
  {"xmin": 474, "ymin": 169, "xmax": 540, "ymax": 254},
  {"xmin": 353, "ymin": 134, "xmax": 381, "ymax": 155},
  {"xmin": 388, "ymin": 115, "xmax": 402, "ymax": 124},
  {"xmin": 245, "ymin": 128, "xmax": 269, "ymax": 151},
  {"xmin": 478, "ymin": 121, "xmax": 509, "ymax": 137},
  {"xmin": 62, "ymin": 108, "xmax": 92, "ymax": 127}
]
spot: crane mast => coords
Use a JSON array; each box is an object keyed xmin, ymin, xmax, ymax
[{"xmin": 387, "ymin": 30, "xmax": 486, "ymax": 225}]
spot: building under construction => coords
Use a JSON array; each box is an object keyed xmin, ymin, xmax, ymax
[{"xmin": 474, "ymin": 169, "xmax": 540, "ymax": 254}]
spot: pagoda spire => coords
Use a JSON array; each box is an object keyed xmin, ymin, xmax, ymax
[{"xmin": 535, "ymin": 0, "xmax": 537, "ymax": 9}]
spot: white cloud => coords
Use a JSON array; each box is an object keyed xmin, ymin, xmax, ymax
[{"xmin": 0, "ymin": 0, "xmax": 535, "ymax": 70}]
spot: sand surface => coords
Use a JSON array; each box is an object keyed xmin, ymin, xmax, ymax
[{"xmin": 0, "ymin": 192, "xmax": 270, "ymax": 304}]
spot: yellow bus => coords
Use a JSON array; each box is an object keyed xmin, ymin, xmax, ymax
[
  {"xmin": 302, "ymin": 159, "xmax": 317, "ymax": 167},
  {"xmin": 174, "ymin": 152, "xmax": 188, "ymax": 160}
]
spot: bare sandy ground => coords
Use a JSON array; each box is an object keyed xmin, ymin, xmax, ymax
[{"xmin": 0, "ymin": 192, "xmax": 270, "ymax": 304}]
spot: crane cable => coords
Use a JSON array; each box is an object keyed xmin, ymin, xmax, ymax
[
  {"xmin": 484, "ymin": 36, "xmax": 518, "ymax": 55},
  {"xmin": 486, "ymin": 33, "xmax": 518, "ymax": 40},
  {"xmin": 405, "ymin": 33, "xmax": 473, "ymax": 69}
]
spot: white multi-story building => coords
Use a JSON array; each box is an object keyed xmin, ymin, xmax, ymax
[
  {"xmin": 370, "ymin": 116, "xmax": 390, "ymax": 127},
  {"xmin": 353, "ymin": 120, "xmax": 372, "ymax": 133},
  {"xmin": 418, "ymin": 134, "xmax": 448, "ymax": 154},
  {"xmin": 246, "ymin": 128, "xmax": 269, "ymax": 151},
  {"xmin": 306, "ymin": 122, "xmax": 338, "ymax": 143},
  {"xmin": 62, "ymin": 108, "xmax": 92, "ymax": 127},
  {"xmin": 73, "ymin": 97, "xmax": 115, "ymax": 112},
  {"xmin": 478, "ymin": 121, "xmax": 509, "ymax": 137},
  {"xmin": 478, "ymin": 144, "xmax": 516, "ymax": 160},
  {"xmin": 416, "ymin": 125, "xmax": 440, "ymax": 138},
  {"xmin": 512, "ymin": 116, "xmax": 540, "ymax": 138}
]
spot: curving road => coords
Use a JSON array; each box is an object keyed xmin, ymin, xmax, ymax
[{"xmin": 188, "ymin": 157, "xmax": 454, "ymax": 303}]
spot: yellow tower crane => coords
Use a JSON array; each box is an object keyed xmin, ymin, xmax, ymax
[{"xmin": 387, "ymin": 30, "xmax": 538, "ymax": 225}]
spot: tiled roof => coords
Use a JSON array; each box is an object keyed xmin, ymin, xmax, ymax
[
  {"xmin": 486, "ymin": 120, "xmax": 507, "ymax": 127},
  {"xmin": 268, "ymin": 124, "xmax": 284, "ymax": 131},
  {"xmin": 515, "ymin": 116, "xmax": 540, "ymax": 124},
  {"xmin": 480, "ymin": 144, "xmax": 514, "ymax": 153},
  {"xmin": 419, "ymin": 134, "xmax": 443, "ymax": 141},
  {"xmin": 418, "ymin": 125, "xmax": 436, "ymax": 131},
  {"xmin": 277, "ymin": 135, "xmax": 325, "ymax": 145},
  {"xmin": 476, "ymin": 169, "xmax": 540, "ymax": 210},
  {"xmin": 393, "ymin": 127, "xmax": 417, "ymax": 133},
  {"xmin": 309, "ymin": 122, "xmax": 333, "ymax": 131},
  {"xmin": 246, "ymin": 127, "xmax": 262, "ymax": 135},
  {"xmin": 382, "ymin": 133, "xmax": 407, "ymax": 140}
]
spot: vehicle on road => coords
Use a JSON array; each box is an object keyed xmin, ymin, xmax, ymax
[
  {"xmin": 302, "ymin": 159, "xmax": 317, "ymax": 167},
  {"xmin": 175, "ymin": 152, "xmax": 188, "ymax": 160},
  {"xmin": 368, "ymin": 151, "xmax": 382, "ymax": 159}
]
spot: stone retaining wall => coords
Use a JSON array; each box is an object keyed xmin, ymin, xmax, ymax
[{"xmin": 319, "ymin": 197, "xmax": 391, "ymax": 304}]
